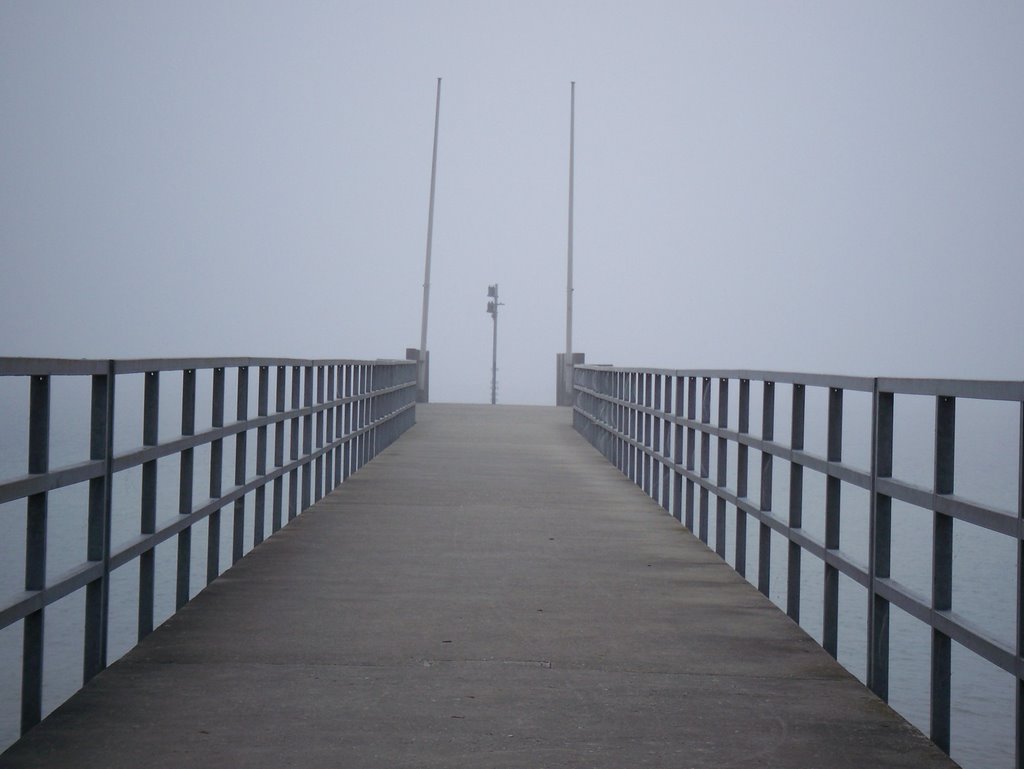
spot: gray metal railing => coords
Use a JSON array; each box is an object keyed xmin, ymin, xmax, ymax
[
  {"xmin": 0, "ymin": 356, "xmax": 416, "ymax": 737},
  {"xmin": 572, "ymin": 364, "xmax": 1024, "ymax": 767}
]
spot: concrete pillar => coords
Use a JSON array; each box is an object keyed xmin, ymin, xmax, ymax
[
  {"xmin": 406, "ymin": 348, "xmax": 429, "ymax": 403},
  {"xmin": 555, "ymin": 351, "xmax": 585, "ymax": 406}
]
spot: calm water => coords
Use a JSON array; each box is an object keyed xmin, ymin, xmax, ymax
[{"xmin": 0, "ymin": 375, "xmax": 1020, "ymax": 769}]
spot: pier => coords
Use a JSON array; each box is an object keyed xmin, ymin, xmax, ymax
[
  {"xmin": 1, "ymin": 358, "xmax": 1021, "ymax": 767},
  {"xmin": 1, "ymin": 402, "xmax": 953, "ymax": 767}
]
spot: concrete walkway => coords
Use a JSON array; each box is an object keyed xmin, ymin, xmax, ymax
[{"xmin": 1, "ymin": 404, "xmax": 956, "ymax": 768}]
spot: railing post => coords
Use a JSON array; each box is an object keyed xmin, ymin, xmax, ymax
[
  {"xmin": 343, "ymin": 365, "xmax": 353, "ymax": 481},
  {"xmin": 84, "ymin": 364, "xmax": 114, "ymax": 682},
  {"xmin": 353, "ymin": 365, "xmax": 362, "ymax": 473},
  {"xmin": 650, "ymin": 374, "xmax": 661, "ymax": 502},
  {"xmin": 138, "ymin": 370, "xmax": 159, "ymax": 640},
  {"xmin": 685, "ymin": 376, "xmax": 696, "ymax": 531},
  {"xmin": 21, "ymin": 373, "xmax": 50, "ymax": 734},
  {"xmin": 1016, "ymin": 397, "xmax": 1024, "ymax": 769},
  {"xmin": 672, "ymin": 375, "xmax": 684, "ymax": 522},
  {"xmin": 334, "ymin": 365, "xmax": 344, "ymax": 487},
  {"xmin": 931, "ymin": 394, "xmax": 955, "ymax": 753},
  {"xmin": 354, "ymin": 364, "xmax": 361, "ymax": 475},
  {"xmin": 868, "ymin": 383, "xmax": 893, "ymax": 701},
  {"xmin": 643, "ymin": 376, "xmax": 651, "ymax": 495},
  {"xmin": 620, "ymin": 373, "xmax": 627, "ymax": 480},
  {"xmin": 231, "ymin": 367, "xmax": 248, "ymax": 565},
  {"xmin": 622, "ymin": 370, "xmax": 630, "ymax": 481},
  {"xmin": 365, "ymin": 365, "xmax": 372, "ymax": 468},
  {"xmin": 315, "ymin": 365, "xmax": 325, "ymax": 502},
  {"xmin": 630, "ymin": 370, "xmax": 638, "ymax": 483},
  {"xmin": 339, "ymin": 366, "xmax": 348, "ymax": 487},
  {"xmin": 823, "ymin": 386, "xmax": 844, "ymax": 657},
  {"xmin": 715, "ymin": 378, "xmax": 729, "ymax": 558},
  {"xmin": 617, "ymin": 374, "xmax": 624, "ymax": 476},
  {"xmin": 324, "ymin": 365, "xmax": 335, "ymax": 493},
  {"xmin": 607, "ymin": 372, "xmax": 615, "ymax": 470},
  {"xmin": 301, "ymin": 365, "xmax": 313, "ymax": 512},
  {"xmin": 367, "ymin": 364, "xmax": 376, "ymax": 461},
  {"xmin": 360, "ymin": 363, "xmax": 368, "ymax": 461},
  {"xmin": 380, "ymin": 365, "xmax": 391, "ymax": 450},
  {"xmin": 627, "ymin": 373, "xmax": 639, "ymax": 481},
  {"xmin": 176, "ymin": 368, "xmax": 196, "ymax": 610},
  {"xmin": 288, "ymin": 366, "xmax": 300, "ymax": 521},
  {"xmin": 369, "ymin": 363, "xmax": 375, "ymax": 458},
  {"xmin": 272, "ymin": 365, "xmax": 286, "ymax": 532},
  {"xmin": 207, "ymin": 367, "xmax": 225, "ymax": 585},
  {"xmin": 661, "ymin": 376, "xmax": 672, "ymax": 510},
  {"xmin": 254, "ymin": 366, "xmax": 269, "ymax": 546},
  {"xmin": 736, "ymin": 379, "xmax": 750, "ymax": 577},
  {"xmin": 788, "ymin": 383, "xmax": 805, "ymax": 622},
  {"xmin": 758, "ymin": 381, "xmax": 775, "ymax": 597},
  {"xmin": 699, "ymin": 377, "xmax": 711, "ymax": 544}
]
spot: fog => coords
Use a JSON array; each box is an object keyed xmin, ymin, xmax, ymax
[{"xmin": 1, "ymin": 2, "xmax": 1021, "ymax": 405}]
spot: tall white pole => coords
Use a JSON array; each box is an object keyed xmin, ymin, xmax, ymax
[
  {"xmin": 419, "ymin": 77, "xmax": 442, "ymax": 398},
  {"xmin": 564, "ymin": 81, "xmax": 575, "ymax": 397}
]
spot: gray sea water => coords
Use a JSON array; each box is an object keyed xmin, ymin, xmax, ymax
[{"xmin": 0, "ymin": 374, "xmax": 1020, "ymax": 769}]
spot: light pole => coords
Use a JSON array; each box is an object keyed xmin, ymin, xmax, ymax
[
  {"xmin": 564, "ymin": 81, "xmax": 575, "ymax": 401},
  {"xmin": 487, "ymin": 284, "xmax": 503, "ymax": 405},
  {"xmin": 416, "ymin": 77, "xmax": 442, "ymax": 403},
  {"xmin": 555, "ymin": 81, "xmax": 583, "ymax": 405}
]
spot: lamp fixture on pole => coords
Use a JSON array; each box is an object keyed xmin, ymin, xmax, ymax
[{"xmin": 487, "ymin": 284, "xmax": 504, "ymax": 405}]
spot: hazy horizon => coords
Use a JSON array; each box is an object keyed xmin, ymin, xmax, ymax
[{"xmin": 2, "ymin": 2, "xmax": 1022, "ymax": 404}]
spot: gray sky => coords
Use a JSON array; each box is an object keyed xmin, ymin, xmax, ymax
[{"xmin": 1, "ymin": 1, "xmax": 1021, "ymax": 404}]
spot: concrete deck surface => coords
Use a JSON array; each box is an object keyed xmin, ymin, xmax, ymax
[{"xmin": 0, "ymin": 404, "xmax": 957, "ymax": 768}]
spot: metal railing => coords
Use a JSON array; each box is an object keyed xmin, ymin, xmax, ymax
[
  {"xmin": 0, "ymin": 356, "xmax": 417, "ymax": 737},
  {"xmin": 572, "ymin": 364, "xmax": 1024, "ymax": 766}
]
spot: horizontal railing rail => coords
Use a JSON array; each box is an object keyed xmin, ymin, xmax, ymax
[
  {"xmin": 572, "ymin": 364, "xmax": 1023, "ymax": 767},
  {"xmin": 0, "ymin": 356, "xmax": 417, "ymax": 740}
]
